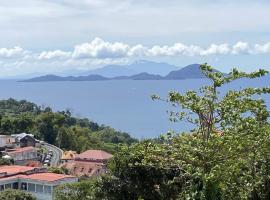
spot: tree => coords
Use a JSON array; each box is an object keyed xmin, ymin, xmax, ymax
[
  {"xmin": 54, "ymin": 180, "xmax": 97, "ymax": 200},
  {"xmin": 151, "ymin": 64, "xmax": 270, "ymax": 199},
  {"xmin": 96, "ymin": 64, "xmax": 270, "ymax": 200},
  {"xmin": 0, "ymin": 189, "xmax": 36, "ymax": 200}
]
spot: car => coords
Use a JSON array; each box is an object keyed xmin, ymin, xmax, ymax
[{"xmin": 46, "ymin": 154, "xmax": 52, "ymax": 158}]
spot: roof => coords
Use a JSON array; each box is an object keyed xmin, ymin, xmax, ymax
[
  {"xmin": 61, "ymin": 150, "xmax": 77, "ymax": 160},
  {"xmin": 19, "ymin": 173, "xmax": 76, "ymax": 182},
  {"xmin": 0, "ymin": 165, "xmax": 76, "ymax": 182},
  {"xmin": 7, "ymin": 146, "xmax": 36, "ymax": 154},
  {"xmin": 11, "ymin": 133, "xmax": 34, "ymax": 141},
  {"xmin": 0, "ymin": 165, "xmax": 35, "ymax": 176},
  {"xmin": 76, "ymin": 150, "xmax": 113, "ymax": 161}
]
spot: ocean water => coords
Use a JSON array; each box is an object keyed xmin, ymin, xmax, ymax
[{"xmin": 0, "ymin": 78, "xmax": 269, "ymax": 138}]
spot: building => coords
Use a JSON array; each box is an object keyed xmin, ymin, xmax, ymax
[
  {"xmin": 12, "ymin": 133, "xmax": 38, "ymax": 148},
  {"xmin": 61, "ymin": 151, "xmax": 77, "ymax": 164},
  {"xmin": 0, "ymin": 135, "xmax": 15, "ymax": 149},
  {"xmin": 4, "ymin": 146, "xmax": 38, "ymax": 165},
  {"xmin": 75, "ymin": 150, "xmax": 113, "ymax": 163},
  {"xmin": 0, "ymin": 165, "xmax": 78, "ymax": 200},
  {"xmin": 61, "ymin": 150, "xmax": 113, "ymax": 177}
]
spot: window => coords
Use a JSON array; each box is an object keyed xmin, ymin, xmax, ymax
[
  {"xmin": 21, "ymin": 182, "xmax": 27, "ymax": 191},
  {"xmin": 13, "ymin": 182, "xmax": 18, "ymax": 189},
  {"xmin": 5, "ymin": 184, "xmax": 12, "ymax": 189},
  {"xmin": 36, "ymin": 184, "xmax": 43, "ymax": 193},
  {"xmin": 44, "ymin": 185, "xmax": 51, "ymax": 194},
  {"xmin": 0, "ymin": 185, "xmax": 4, "ymax": 191},
  {"xmin": 28, "ymin": 183, "xmax": 35, "ymax": 192}
]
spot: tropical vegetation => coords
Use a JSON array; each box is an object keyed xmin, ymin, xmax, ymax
[
  {"xmin": 55, "ymin": 64, "xmax": 270, "ymax": 199},
  {"xmin": 0, "ymin": 98, "xmax": 137, "ymax": 153}
]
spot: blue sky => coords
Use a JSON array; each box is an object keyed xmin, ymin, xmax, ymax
[{"xmin": 0, "ymin": 0, "xmax": 270, "ymax": 77}]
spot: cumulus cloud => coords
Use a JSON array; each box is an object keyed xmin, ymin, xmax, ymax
[
  {"xmin": 1, "ymin": 38, "xmax": 270, "ymax": 77},
  {"xmin": 72, "ymin": 38, "xmax": 130, "ymax": 59},
  {"xmin": 254, "ymin": 43, "xmax": 270, "ymax": 54},
  {"xmin": 232, "ymin": 42, "xmax": 251, "ymax": 54},
  {"xmin": 3, "ymin": 39, "xmax": 270, "ymax": 62},
  {"xmin": 0, "ymin": 46, "xmax": 28, "ymax": 59},
  {"xmin": 38, "ymin": 50, "xmax": 71, "ymax": 60}
]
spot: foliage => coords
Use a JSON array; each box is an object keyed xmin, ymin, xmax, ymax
[
  {"xmin": 0, "ymin": 99, "xmax": 138, "ymax": 153},
  {"xmin": 54, "ymin": 180, "xmax": 98, "ymax": 200},
  {"xmin": 48, "ymin": 166, "xmax": 70, "ymax": 174},
  {"xmin": 0, "ymin": 157, "xmax": 12, "ymax": 165},
  {"xmin": 0, "ymin": 189, "xmax": 36, "ymax": 200},
  {"xmin": 96, "ymin": 64, "xmax": 270, "ymax": 200}
]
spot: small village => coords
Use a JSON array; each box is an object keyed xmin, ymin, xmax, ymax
[{"xmin": 0, "ymin": 133, "xmax": 113, "ymax": 200}]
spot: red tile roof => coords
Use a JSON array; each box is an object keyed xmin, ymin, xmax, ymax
[
  {"xmin": 0, "ymin": 165, "xmax": 35, "ymax": 175},
  {"xmin": 76, "ymin": 150, "xmax": 113, "ymax": 161},
  {"xmin": 19, "ymin": 173, "xmax": 76, "ymax": 182},
  {"xmin": 7, "ymin": 146, "xmax": 36, "ymax": 154},
  {"xmin": 0, "ymin": 165, "xmax": 76, "ymax": 182}
]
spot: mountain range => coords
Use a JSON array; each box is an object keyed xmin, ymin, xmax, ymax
[{"xmin": 21, "ymin": 62, "xmax": 225, "ymax": 82}]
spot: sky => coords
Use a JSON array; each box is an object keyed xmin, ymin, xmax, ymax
[{"xmin": 0, "ymin": 0, "xmax": 270, "ymax": 77}]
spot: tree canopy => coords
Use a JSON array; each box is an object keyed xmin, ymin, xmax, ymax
[{"xmin": 0, "ymin": 189, "xmax": 36, "ymax": 200}]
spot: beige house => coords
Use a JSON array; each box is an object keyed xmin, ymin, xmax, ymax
[
  {"xmin": 61, "ymin": 150, "xmax": 77, "ymax": 164},
  {"xmin": 61, "ymin": 150, "xmax": 113, "ymax": 177}
]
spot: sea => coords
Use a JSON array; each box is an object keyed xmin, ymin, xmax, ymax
[{"xmin": 0, "ymin": 77, "xmax": 269, "ymax": 138}]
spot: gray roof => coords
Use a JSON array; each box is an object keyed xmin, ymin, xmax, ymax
[{"xmin": 11, "ymin": 133, "xmax": 34, "ymax": 141}]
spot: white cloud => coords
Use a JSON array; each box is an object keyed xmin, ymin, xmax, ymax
[
  {"xmin": 0, "ymin": 46, "xmax": 28, "ymax": 59},
  {"xmin": 254, "ymin": 43, "xmax": 270, "ymax": 54},
  {"xmin": 232, "ymin": 42, "xmax": 251, "ymax": 54},
  {"xmin": 72, "ymin": 38, "xmax": 130, "ymax": 59},
  {"xmin": 1, "ymin": 38, "xmax": 270, "ymax": 77},
  {"xmin": 38, "ymin": 50, "xmax": 71, "ymax": 60},
  {"xmin": 3, "ymin": 39, "xmax": 270, "ymax": 62}
]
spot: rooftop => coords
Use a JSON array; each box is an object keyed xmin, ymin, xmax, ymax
[
  {"xmin": 6, "ymin": 146, "xmax": 36, "ymax": 154},
  {"xmin": 11, "ymin": 133, "xmax": 34, "ymax": 140},
  {"xmin": 19, "ymin": 173, "xmax": 75, "ymax": 182},
  {"xmin": 76, "ymin": 150, "xmax": 113, "ymax": 161},
  {"xmin": 0, "ymin": 165, "xmax": 76, "ymax": 182},
  {"xmin": 0, "ymin": 165, "xmax": 35, "ymax": 176}
]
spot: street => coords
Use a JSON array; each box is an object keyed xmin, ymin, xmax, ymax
[{"xmin": 42, "ymin": 142, "xmax": 63, "ymax": 167}]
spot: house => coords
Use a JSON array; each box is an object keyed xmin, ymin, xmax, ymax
[
  {"xmin": 12, "ymin": 133, "xmax": 38, "ymax": 148},
  {"xmin": 4, "ymin": 147, "xmax": 38, "ymax": 165},
  {"xmin": 61, "ymin": 151, "xmax": 77, "ymax": 164},
  {"xmin": 0, "ymin": 165, "xmax": 78, "ymax": 200},
  {"xmin": 61, "ymin": 150, "xmax": 113, "ymax": 177},
  {"xmin": 75, "ymin": 150, "xmax": 113, "ymax": 163},
  {"xmin": 0, "ymin": 135, "xmax": 15, "ymax": 149}
]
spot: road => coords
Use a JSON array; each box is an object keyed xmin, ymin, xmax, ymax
[{"xmin": 42, "ymin": 142, "xmax": 63, "ymax": 167}]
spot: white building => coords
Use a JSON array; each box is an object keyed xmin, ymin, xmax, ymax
[
  {"xmin": 0, "ymin": 165, "xmax": 78, "ymax": 200},
  {"xmin": 0, "ymin": 135, "xmax": 15, "ymax": 148},
  {"xmin": 3, "ymin": 146, "xmax": 38, "ymax": 165}
]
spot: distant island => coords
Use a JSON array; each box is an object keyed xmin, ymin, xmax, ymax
[{"xmin": 21, "ymin": 63, "xmax": 223, "ymax": 82}]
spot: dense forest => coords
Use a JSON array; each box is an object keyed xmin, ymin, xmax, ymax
[
  {"xmin": 0, "ymin": 99, "xmax": 137, "ymax": 153},
  {"xmin": 55, "ymin": 65, "xmax": 270, "ymax": 200}
]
